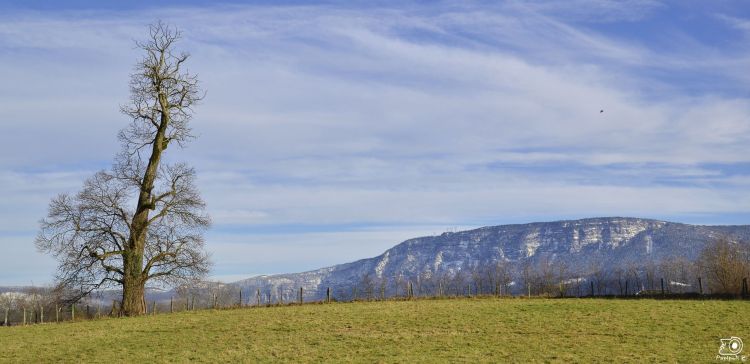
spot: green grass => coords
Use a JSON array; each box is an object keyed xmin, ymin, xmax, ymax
[{"xmin": 1, "ymin": 298, "xmax": 748, "ymax": 363}]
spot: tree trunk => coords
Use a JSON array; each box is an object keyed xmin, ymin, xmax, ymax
[
  {"xmin": 122, "ymin": 249, "xmax": 147, "ymax": 316},
  {"xmin": 121, "ymin": 276, "xmax": 146, "ymax": 315},
  {"xmin": 121, "ymin": 106, "xmax": 169, "ymax": 316}
]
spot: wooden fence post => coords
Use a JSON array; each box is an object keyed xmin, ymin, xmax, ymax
[
  {"xmin": 72, "ymin": 305, "xmax": 75, "ymax": 321},
  {"xmin": 55, "ymin": 304, "xmax": 59, "ymax": 323},
  {"xmin": 625, "ymin": 281, "xmax": 629, "ymax": 296},
  {"xmin": 170, "ymin": 297, "xmax": 174, "ymax": 313},
  {"xmin": 86, "ymin": 305, "xmax": 90, "ymax": 319},
  {"xmin": 40, "ymin": 305, "xmax": 44, "ymax": 324},
  {"xmin": 257, "ymin": 289, "xmax": 261, "ymax": 306},
  {"xmin": 590, "ymin": 281, "xmax": 594, "ymax": 297},
  {"xmin": 299, "ymin": 287, "xmax": 303, "ymax": 304},
  {"xmin": 239, "ymin": 290, "xmax": 243, "ymax": 307},
  {"xmin": 23, "ymin": 307, "xmax": 26, "ymax": 326},
  {"xmin": 740, "ymin": 278, "xmax": 745, "ymax": 297},
  {"xmin": 698, "ymin": 277, "xmax": 703, "ymax": 295},
  {"xmin": 213, "ymin": 293, "xmax": 217, "ymax": 309},
  {"xmin": 326, "ymin": 287, "xmax": 331, "ymax": 303},
  {"xmin": 660, "ymin": 278, "xmax": 665, "ymax": 295},
  {"xmin": 4, "ymin": 307, "xmax": 8, "ymax": 326}
]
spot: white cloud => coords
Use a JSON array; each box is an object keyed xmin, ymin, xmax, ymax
[{"xmin": 717, "ymin": 14, "xmax": 750, "ymax": 35}]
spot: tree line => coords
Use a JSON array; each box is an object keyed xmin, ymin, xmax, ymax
[
  {"xmin": 245, "ymin": 237, "xmax": 750, "ymax": 302},
  {"xmin": 3, "ymin": 237, "xmax": 747, "ymax": 326}
]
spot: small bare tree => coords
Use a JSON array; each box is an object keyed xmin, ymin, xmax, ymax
[
  {"xmin": 659, "ymin": 256, "xmax": 695, "ymax": 293},
  {"xmin": 698, "ymin": 237, "xmax": 750, "ymax": 295},
  {"xmin": 470, "ymin": 267, "xmax": 484, "ymax": 295},
  {"xmin": 588, "ymin": 256, "xmax": 608, "ymax": 296},
  {"xmin": 643, "ymin": 260, "xmax": 658, "ymax": 291},
  {"xmin": 36, "ymin": 22, "xmax": 210, "ymax": 316},
  {"xmin": 554, "ymin": 260, "xmax": 569, "ymax": 297},
  {"xmin": 492, "ymin": 260, "xmax": 513, "ymax": 296},
  {"xmin": 359, "ymin": 273, "xmax": 375, "ymax": 300},
  {"xmin": 625, "ymin": 261, "xmax": 642, "ymax": 293}
]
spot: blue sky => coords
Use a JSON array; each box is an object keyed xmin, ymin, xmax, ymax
[{"xmin": 1, "ymin": 0, "xmax": 749, "ymax": 285}]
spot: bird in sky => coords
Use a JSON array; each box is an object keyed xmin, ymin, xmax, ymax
[{"xmin": 600, "ymin": 109, "xmax": 604, "ymax": 113}]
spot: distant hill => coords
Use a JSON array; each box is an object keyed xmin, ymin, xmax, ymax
[{"xmin": 233, "ymin": 217, "xmax": 750, "ymax": 300}]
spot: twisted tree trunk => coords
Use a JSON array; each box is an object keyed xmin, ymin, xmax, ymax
[{"xmin": 120, "ymin": 91, "xmax": 169, "ymax": 316}]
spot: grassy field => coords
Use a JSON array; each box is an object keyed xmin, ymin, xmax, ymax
[{"xmin": 1, "ymin": 297, "xmax": 748, "ymax": 362}]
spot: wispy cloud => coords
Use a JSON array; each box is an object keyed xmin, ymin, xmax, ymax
[{"xmin": 716, "ymin": 13, "xmax": 750, "ymax": 34}]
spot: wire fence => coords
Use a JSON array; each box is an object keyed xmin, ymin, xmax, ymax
[{"xmin": 1, "ymin": 276, "xmax": 748, "ymax": 327}]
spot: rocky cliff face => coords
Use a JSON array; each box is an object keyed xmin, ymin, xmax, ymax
[{"xmin": 233, "ymin": 217, "xmax": 750, "ymax": 300}]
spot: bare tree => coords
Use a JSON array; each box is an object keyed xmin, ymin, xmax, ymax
[
  {"xmin": 451, "ymin": 270, "xmax": 466, "ymax": 296},
  {"xmin": 470, "ymin": 267, "xmax": 483, "ymax": 295},
  {"xmin": 36, "ymin": 22, "xmax": 210, "ymax": 316},
  {"xmin": 534, "ymin": 256, "xmax": 556, "ymax": 296},
  {"xmin": 520, "ymin": 260, "xmax": 535, "ymax": 296},
  {"xmin": 643, "ymin": 260, "xmax": 658, "ymax": 291},
  {"xmin": 625, "ymin": 261, "xmax": 642, "ymax": 293},
  {"xmin": 698, "ymin": 237, "xmax": 750, "ymax": 295},
  {"xmin": 659, "ymin": 256, "xmax": 695, "ymax": 294},
  {"xmin": 359, "ymin": 273, "xmax": 375, "ymax": 300},
  {"xmin": 614, "ymin": 267, "xmax": 626, "ymax": 295},
  {"xmin": 588, "ymin": 256, "xmax": 608, "ymax": 296},
  {"xmin": 492, "ymin": 260, "xmax": 513, "ymax": 296},
  {"xmin": 433, "ymin": 271, "xmax": 450, "ymax": 297},
  {"xmin": 554, "ymin": 260, "xmax": 569, "ymax": 297}
]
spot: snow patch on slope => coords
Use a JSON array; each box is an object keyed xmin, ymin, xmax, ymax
[
  {"xmin": 433, "ymin": 251, "xmax": 443, "ymax": 272},
  {"xmin": 523, "ymin": 229, "xmax": 541, "ymax": 257},
  {"xmin": 375, "ymin": 252, "xmax": 389, "ymax": 279}
]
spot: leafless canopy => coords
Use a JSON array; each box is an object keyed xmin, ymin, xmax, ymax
[
  {"xmin": 118, "ymin": 22, "xmax": 203, "ymax": 179},
  {"xmin": 37, "ymin": 22, "xmax": 210, "ymax": 306},
  {"xmin": 698, "ymin": 237, "xmax": 750, "ymax": 294}
]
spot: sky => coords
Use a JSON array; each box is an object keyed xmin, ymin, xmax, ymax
[{"xmin": 0, "ymin": 0, "xmax": 749, "ymax": 285}]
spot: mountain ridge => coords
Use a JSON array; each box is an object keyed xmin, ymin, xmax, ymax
[{"xmin": 232, "ymin": 217, "xmax": 750, "ymax": 300}]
